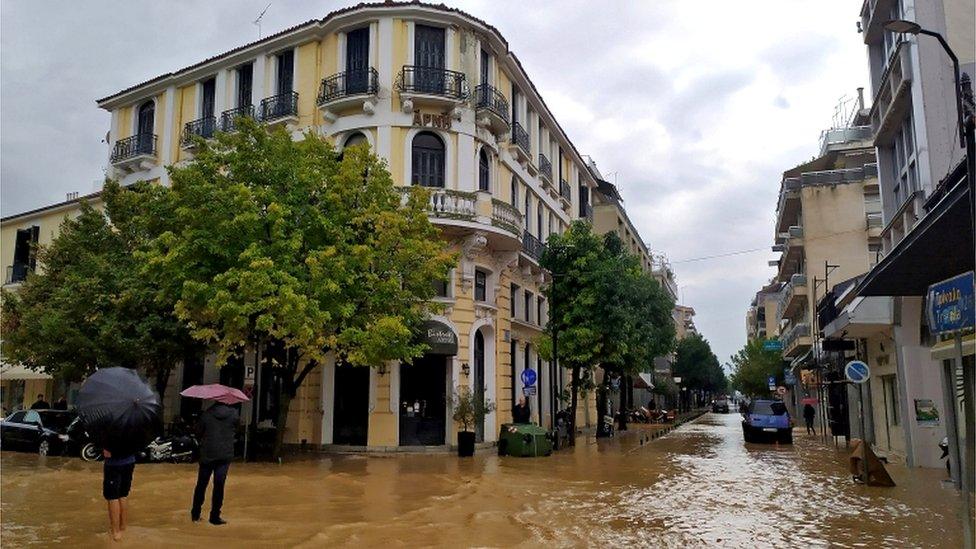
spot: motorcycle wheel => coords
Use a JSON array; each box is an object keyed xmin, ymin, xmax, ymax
[
  {"xmin": 38, "ymin": 440, "xmax": 50, "ymax": 456},
  {"xmin": 80, "ymin": 442, "xmax": 102, "ymax": 462}
]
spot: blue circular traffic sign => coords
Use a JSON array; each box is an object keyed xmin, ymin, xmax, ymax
[
  {"xmin": 520, "ymin": 368, "xmax": 537, "ymax": 387},
  {"xmin": 845, "ymin": 360, "xmax": 870, "ymax": 384}
]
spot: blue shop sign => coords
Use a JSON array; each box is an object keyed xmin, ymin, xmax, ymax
[
  {"xmin": 763, "ymin": 339, "xmax": 783, "ymax": 351},
  {"xmin": 927, "ymin": 271, "xmax": 975, "ymax": 335}
]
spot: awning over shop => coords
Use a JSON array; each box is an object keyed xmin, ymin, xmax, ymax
[
  {"xmin": 0, "ymin": 363, "xmax": 52, "ymax": 381},
  {"xmin": 417, "ymin": 320, "xmax": 458, "ymax": 356},
  {"xmin": 822, "ymin": 297, "xmax": 894, "ymax": 339},
  {"xmin": 857, "ymin": 168, "xmax": 973, "ymax": 297},
  {"xmin": 930, "ymin": 333, "xmax": 975, "ymax": 361},
  {"xmin": 633, "ymin": 373, "xmax": 654, "ymax": 390}
]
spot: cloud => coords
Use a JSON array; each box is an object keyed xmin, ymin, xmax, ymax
[{"xmin": 0, "ymin": 0, "xmax": 868, "ymax": 364}]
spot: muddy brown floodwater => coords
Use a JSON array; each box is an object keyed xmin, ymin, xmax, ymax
[{"xmin": 1, "ymin": 413, "xmax": 966, "ymax": 548}]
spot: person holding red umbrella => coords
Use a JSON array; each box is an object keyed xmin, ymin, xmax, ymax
[{"xmin": 181, "ymin": 384, "xmax": 248, "ymax": 525}]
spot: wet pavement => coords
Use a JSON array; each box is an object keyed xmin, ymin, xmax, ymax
[{"xmin": 1, "ymin": 412, "xmax": 966, "ymax": 547}]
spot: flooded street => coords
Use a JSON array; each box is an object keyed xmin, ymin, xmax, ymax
[{"xmin": 1, "ymin": 413, "xmax": 965, "ymax": 548}]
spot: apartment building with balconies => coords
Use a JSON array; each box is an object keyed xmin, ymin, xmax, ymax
[
  {"xmin": 1, "ymin": 2, "xmax": 609, "ymax": 450},
  {"xmin": 746, "ymin": 281, "xmax": 782, "ymax": 343}
]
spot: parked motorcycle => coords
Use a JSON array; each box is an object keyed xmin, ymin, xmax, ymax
[
  {"xmin": 138, "ymin": 433, "xmax": 198, "ymax": 463},
  {"xmin": 66, "ymin": 417, "xmax": 102, "ymax": 462}
]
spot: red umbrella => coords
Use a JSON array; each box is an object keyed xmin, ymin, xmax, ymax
[
  {"xmin": 801, "ymin": 397, "xmax": 818, "ymax": 405},
  {"xmin": 180, "ymin": 384, "xmax": 250, "ymax": 405}
]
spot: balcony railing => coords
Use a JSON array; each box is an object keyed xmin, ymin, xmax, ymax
[
  {"xmin": 580, "ymin": 202, "xmax": 593, "ymax": 221},
  {"xmin": 399, "ymin": 187, "xmax": 477, "ymax": 220},
  {"xmin": 522, "ymin": 232, "xmax": 546, "ymax": 261},
  {"xmin": 559, "ymin": 179, "xmax": 571, "ymax": 201},
  {"xmin": 220, "ymin": 105, "xmax": 255, "ymax": 133},
  {"xmin": 396, "ymin": 65, "xmax": 467, "ymax": 100},
  {"xmin": 317, "ymin": 67, "xmax": 379, "ymax": 105},
  {"xmin": 538, "ymin": 154, "xmax": 552, "ymax": 182},
  {"xmin": 782, "ymin": 322, "xmax": 811, "ymax": 350},
  {"xmin": 111, "ymin": 133, "xmax": 156, "ymax": 163},
  {"xmin": 866, "ymin": 211, "xmax": 883, "ymax": 228},
  {"xmin": 5, "ymin": 263, "xmax": 29, "ymax": 285},
  {"xmin": 511, "ymin": 122, "xmax": 530, "ymax": 155},
  {"xmin": 491, "ymin": 198, "xmax": 523, "ymax": 236},
  {"xmin": 788, "ymin": 225, "xmax": 804, "ymax": 239},
  {"xmin": 181, "ymin": 116, "xmax": 217, "ymax": 146},
  {"xmin": 260, "ymin": 91, "xmax": 299, "ymax": 122},
  {"xmin": 819, "ymin": 125, "xmax": 873, "ymax": 155},
  {"xmin": 474, "ymin": 84, "xmax": 509, "ymax": 124}
]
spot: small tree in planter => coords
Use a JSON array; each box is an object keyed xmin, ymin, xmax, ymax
[{"xmin": 451, "ymin": 385, "xmax": 496, "ymax": 457}]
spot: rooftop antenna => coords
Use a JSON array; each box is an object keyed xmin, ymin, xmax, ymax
[{"xmin": 254, "ymin": 2, "xmax": 271, "ymax": 39}]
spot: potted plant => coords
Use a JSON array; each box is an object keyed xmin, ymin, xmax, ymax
[{"xmin": 451, "ymin": 385, "xmax": 495, "ymax": 457}]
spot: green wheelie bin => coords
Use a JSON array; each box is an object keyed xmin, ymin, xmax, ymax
[{"xmin": 497, "ymin": 423, "xmax": 553, "ymax": 457}]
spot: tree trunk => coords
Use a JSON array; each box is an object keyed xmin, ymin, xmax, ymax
[
  {"xmin": 618, "ymin": 375, "xmax": 629, "ymax": 432},
  {"xmin": 569, "ymin": 363, "xmax": 581, "ymax": 446},
  {"xmin": 272, "ymin": 387, "xmax": 294, "ymax": 462}
]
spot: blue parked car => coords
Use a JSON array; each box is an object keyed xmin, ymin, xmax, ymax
[{"xmin": 742, "ymin": 399, "xmax": 792, "ymax": 444}]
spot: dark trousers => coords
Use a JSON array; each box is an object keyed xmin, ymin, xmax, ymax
[
  {"xmin": 805, "ymin": 417, "xmax": 815, "ymax": 434},
  {"xmin": 192, "ymin": 460, "xmax": 230, "ymax": 520}
]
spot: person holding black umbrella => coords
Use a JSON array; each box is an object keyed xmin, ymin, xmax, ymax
[{"xmin": 102, "ymin": 448, "xmax": 136, "ymax": 541}]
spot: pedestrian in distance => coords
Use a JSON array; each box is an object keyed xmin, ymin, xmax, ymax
[
  {"xmin": 102, "ymin": 448, "xmax": 136, "ymax": 542},
  {"xmin": 30, "ymin": 394, "xmax": 50, "ymax": 409},
  {"xmin": 191, "ymin": 401, "xmax": 239, "ymax": 525},
  {"xmin": 53, "ymin": 396, "xmax": 69, "ymax": 410},
  {"xmin": 512, "ymin": 396, "xmax": 531, "ymax": 424},
  {"xmin": 803, "ymin": 403, "xmax": 816, "ymax": 435}
]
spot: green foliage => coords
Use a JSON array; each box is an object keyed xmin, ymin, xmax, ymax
[
  {"xmin": 729, "ymin": 338, "xmax": 784, "ymax": 397},
  {"xmin": 539, "ymin": 221, "xmax": 676, "ymax": 433},
  {"xmin": 673, "ymin": 333, "xmax": 727, "ymax": 393},
  {"xmin": 451, "ymin": 385, "xmax": 496, "ymax": 432},
  {"xmin": 1, "ymin": 182, "xmax": 194, "ymax": 391}
]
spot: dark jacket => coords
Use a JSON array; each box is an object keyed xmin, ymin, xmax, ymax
[
  {"xmin": 512, "ymin": 403, "xmax": 531, "ymax": 424},
  {"xmin": 803, "ymin": 404, "xmax": 816, "ymax": 420},
  {"xmin": 197, "ymin": 403, "xmax": 239, "ymax": 464}
]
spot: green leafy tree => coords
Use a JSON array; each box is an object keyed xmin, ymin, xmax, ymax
[
  {"xmin": 729, "ymin": 338, "xmax": 784, "ymax": 397},
  {"xmin": 673, "ymin": 333, "xmax": 727, "ymax": 407},
  {"xmin": 145, "ymin": 119, "xmax": 454, "ymax": 457},
  {"xmin": 1, "ymin": 183, "xmax": 195, "ymax": 397}
]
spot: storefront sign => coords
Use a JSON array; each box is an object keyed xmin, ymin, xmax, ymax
[
  {"xmin": 412, "ymin": 112, "xmax": 451, "ymax": 129},
  {"xmin": 763, "ymin": 339, "xmax": 783, "ymax": 351},
  {"xmin": 419, "ymin": 320, "xmax": 458, "ymax": 356},
  {"xmin": 913, "ymin": 398, "xmax": 940, "ymax": 426},
  {"xmin": 927, "ymin": 271, "xmax": 975, "ymax": 335}
]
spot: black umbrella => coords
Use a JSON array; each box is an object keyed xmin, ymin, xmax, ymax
[{"xmin": 77, "ymin": 367, "xmax": 163, "ymax": 457}]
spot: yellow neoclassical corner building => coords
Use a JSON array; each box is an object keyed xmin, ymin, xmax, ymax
[{"xmin": 2, "ymin": 2, "xmax": 615, "ymax": 449}]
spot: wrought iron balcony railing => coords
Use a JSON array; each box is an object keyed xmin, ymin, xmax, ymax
[
  {"xmin": 181, "ymin": 116, "xmax": 217, "ymax": 146},
  {"xmin": 559, "ymin": 179, "xmax": 571, "ymax": 201},
  {"xmin": 538, "ymin": 154, "xmax": 552, "ymax": 182},
  {"xmin": 511, "ymin": 122, "xmax": 530, "ymax": 155},
  {"xmin": 317, "ymin": 67, "xmax": 379, "ymax": 105},
  {"xmin": 220, "ymin": 105, "xmax": 255, "ymax": 133},
  {"xmin": 579, "ymin": 202, "xmax": 593, "ymax": 221},
  {"xmin": 5, "ymin": 263, "xmax": 29, "ymax": 285},
  {"xmin": 260, "ymin": 91, "xmax": 299, "ymax": 122},
  {"xmin": 474, "ymin": 84, "xmax": 509, "ymax": 123},
  {"xmin": 111, "ymin": 133, "xmax": 156, "ymax": 163},
  {"xmin": 396, "ymin": 65, "xmax": 467, "ymax": 100},
  {"xmin": 522, "ymin": 232, "xmax": 546, "ymax": 261}
]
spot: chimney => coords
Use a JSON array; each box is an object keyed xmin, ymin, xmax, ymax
[
  {"xmin": 66, "ymin": 191, "xmax": 79, "ymax": 201},
  {"xmin": 856, "ymin": 87, "xmax": 865, "ymax": 111}
]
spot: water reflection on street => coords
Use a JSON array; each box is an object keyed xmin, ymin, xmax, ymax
[{"xmin": 1, "ymin": 413, "xmax": 964, "ymax": 547}]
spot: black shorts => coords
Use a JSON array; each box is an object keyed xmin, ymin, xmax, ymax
[{"xmin": 103, "ymin": 463, "xmax": 134, "ymax": 501}]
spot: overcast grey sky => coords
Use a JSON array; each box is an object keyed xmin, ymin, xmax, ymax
[{"xmin": 0, "ymin": 1, "xmax": 868, "ymax": 365}]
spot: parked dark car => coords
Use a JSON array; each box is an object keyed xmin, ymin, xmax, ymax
[
  {"xmin": 712, "ymin": 399, "xmax": 730, "ymax": 414},
  {"xmin": 1, "ymin": 409, "xmax": 82, "ymax": 456},
  {"xmin": 741, "ymin": 399, "xmax": 792, "ymax": 444}
]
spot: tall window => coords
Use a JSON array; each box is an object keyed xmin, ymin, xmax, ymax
[
  {"xmin": 276, "ymin": 50, "xmax": 294, "ymax": 95},
  {"xmin": 237, "ymin": 63, "xmax": 253, "ymax": 107},
  {"xmin": 480, "ymin": 49, "xmax": 490, "ymax": 85},
  {"xmin": 882, "ymin": 374, "xmax": 899, "ymax": 426},
  {"xmin": 412, "ymin": 132, "xmax": 445, "ymax": 187},
  {"xmin": 891, "ymin": 112, "xmax": 918, "ymax": 207},
  {"xmin": 537, "ymin": 296, "xmax": 544, "ymax": 326},
  {"xmin": 524, "ymin": 193, "xmax": 532, "ymax": 232},
  {"xmin": 432, "ymin": 275, "xmax": 449, "ymax": 298},
  {"xmin": 478, "ymin": 149, "xmax": 490, "ymax": 192},
  {"xmin": 524, "ymin": 290, "xmax": 533, "ymax": 323},
  {"xmin": 537, "ymin": 203, "xmax": 544, "ymax": 238},
  {"xmin": 511, "ymin": 177, "xmax": 519, "ymax": 208},
  {"xmin": 510, "ymin": 283, "xmax": 519, "ymax": 319},
  {"xmin": 474, "ymin": 269, "xmax": 487, "ymax": 302},
  {"xmin": 137, "ymin": 101, "xmax": 155, "ymax": 154}
]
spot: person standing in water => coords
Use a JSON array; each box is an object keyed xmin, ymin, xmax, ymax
[
  {"xmin": 803, "ymin": 403, "xmax": 817, "ymax": 435},
  {"xmin": 191, "ymin": 401, "xmax": 239, "ymax": 525},
  {"xmin": 102, "ymin": 449, "xmax": 136, "ymax": 541}
]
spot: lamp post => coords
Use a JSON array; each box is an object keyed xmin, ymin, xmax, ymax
[{"xmin": 884, "ymin": 19, "xmax": 976, "ymax": 249}]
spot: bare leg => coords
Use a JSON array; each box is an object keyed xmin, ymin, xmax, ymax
[
  {"xmin": 119, "ymin": 497, "xmax": 128, "ymax": 531},
  {"xmin": 107, "ymin": 500, "xmax": 122, "ymax": 541}
]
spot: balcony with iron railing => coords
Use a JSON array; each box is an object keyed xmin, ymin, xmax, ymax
[
  {"xmin": 777, "ymin": 273, "xmax": 808, "ymax": 321},
  {"xmin": 474, "ymin": 84, "xmax": 509, "ymax": 134},
  {"xmin": 538, "ymin": 154, "xmax": 552, "ymax": 183},
  {"xmin": 4, "ymin": 263, "xmax": 29, "ymax": 285},
  {"xmin": 181, "ymin": 116, "xmax": 217, "ymax": 148},
  {"xmin": 559, "ymin": 179, "xmax": 571, "ymax": 203},
  {"xmin": 579, "ymin": 201, "xmax": 593, "ymax": 221},
  {"xmin": 521, "ymin": 232, "xmax": 546, "ymax": 262},
  {"xmin": 317, "ymin": 68, "xmax": 379, "ymax": 119},
  {"xmin": 220, "ymin": 105, "xmax": 256, "ymax": 133},
  {"xmin": 111, "ymin": 133, "xmax": 157, "ymax": 169},
  {"xmin": 260, "ymin": 91, "xmax": 299, "ymax": 124},
  {"xmin": 396, "ymin": 66, "xmax": 467, "ymax": 113},
  {"xmin": 510, "ymin": 122, "xmax": 531, "ymax": 162},
  {"xmin": 819, "ymin": 125, "xmax": 873, "ymax": 155},
  {"xmin": 781, "ymin": 322, "xmax": 812, "ymax": 357}
]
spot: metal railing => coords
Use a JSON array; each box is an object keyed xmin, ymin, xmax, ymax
[
  {"xmin": 538, "ymin": 154, "xmax": 552, "ymax": 181},
  {"xmin": 317, "ymin": 67, "xmax": 379, "ymax": 105},
  {"xmin": 491, "ymin": 198, "xmax": 523, "ymax": 235},
  {"xmin": 474, "ymin": 84, "xmax": 509, "ymax": 123},
  {"xmin": 580, "ymin": 202, "xmax": 593, "ymax": 221},
  {"xmin": 111, "ymin": 133, "xmax": 156, "ymax": 163},
  {"xmin": 511, "ymin": 122, "xmax": 530, "ymax": 155},
  {"xmin": 181, "ymin": 116, "xmax": 217, "ymax": 146},
  {"xmin": 819, "ymin": 125, "xmax": 873, "ymax": 154},
  {"xmin": 788, "ymin": 225, "xmax": 804, "ymax": 239},
  {"xmin": 396, "ymin": 65, "xmax": 468, "ymax": 100},
  {"xmin": 782, "ymin": 163, "xmax": 879, "ymax": 188},
  {"xmin": 522, "ymin": 232, "xmax": 545, "ymax": 261},
  {"xmin": 5, "ymin": 263, "xmax": 28, "ymax": 285},
  {"xmin": 260, "ymin": 91, "xmax": 299, "ymax": 122},
  {"xmin": 220, "ymin": 105, "xmax": 255, "ymax": 133},
  {"xmin": 782, "ymin": 322, "xmax": 811, "ymax": 349},
  {"xmin": 559, "ymin": 179, "xmax": 571, "ymax": 201}
]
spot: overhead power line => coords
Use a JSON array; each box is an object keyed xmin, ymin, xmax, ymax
[{"xmin": 672, "ymin": 247, "xmax": 768, "ymax": 264}]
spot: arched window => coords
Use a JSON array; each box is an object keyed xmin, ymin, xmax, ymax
[
  {"xmin": 478, "ymin": 149, "xmax": 490, "ymax": 192},
  {"xmin": 344, "ymin": 132, "xmax": 368, "ymax": 150},
  {"xmin": 137, "ymin": 101, "xmax": 155, "ymax": 154},
  {"xmin": 412, "ymin": 131, "xmax": 445, "ymax": 187}
]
